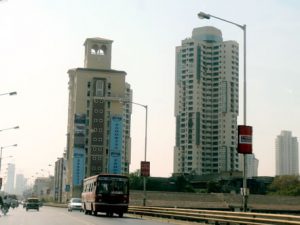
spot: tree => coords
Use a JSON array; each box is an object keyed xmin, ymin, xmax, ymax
[
  {"xmin": 268, "ymin": 175, "xmax": 300, "ymax": 196},
  {"xmin": 207, "ymin": 181, "xmax": 221, "ymax": 193},
  {"xmin": 129, "ymin": 170, "xmax": 143, "ymax": 190},
  {"xmin": 174, "ymin": 175, "xmax": 195, "ymax": 192}
]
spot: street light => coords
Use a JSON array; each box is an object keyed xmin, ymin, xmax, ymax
[
  {"xmin": 48, "ymin": 164, "xmax": 54, "ymax": 176},
  {"xmin": 121, "ymin": 99, "xmax": 148, "ymax": 206},
  {"xmin": 198, "ymin": 12, "xmax": 248, "ymax": 211},
  {"xmin": 0, "ymin": 91, "xmax": 17, "ymax": 96},
  {"xmin": 0, "ymin": 126, "xmax": 19, "ymax": 132},
  {"xmin": 41, "ymin": 169, "xmax": 50, "ymax": 177}
]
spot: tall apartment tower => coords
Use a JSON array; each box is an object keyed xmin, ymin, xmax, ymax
[
  {"xmin": 54, "ymin": 156, "xmax": 66, "ymax": 203},
  {"xmin": 15, "ymin": 174, "xmax": 26, "ymax": 195},
  {"xmin": 4, "ymin": 163, "xmax": 15, "ymax": 194},
  {"xmin": 174, "ymin": 27, "xmax": 239, "ymax": 175},
  {"xmin": 66, "ymin": 38, "xmax": 132, "ymax": 197},
  {"xmin": 275, "ymin": 130, "xmax": 299, "ymax": 176}
]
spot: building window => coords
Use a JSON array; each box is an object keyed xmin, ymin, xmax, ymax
[
  {"xmin": 91, "ymin": 44, "xmax": 106, "ymax": 55},
  {"xmin": 95, "ymin": 80, "xmax": 104, "ymax": 97}
]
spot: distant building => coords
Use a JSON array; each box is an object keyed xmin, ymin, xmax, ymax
[
  {"xmin": 275, "ymin": 130, "xmax": 299, "ymax": 175},
  {"xmin": 65, "ymin": 38, "xmax": 132, "ymax": 198},
  {"xmin": 239, "ymin": 154, "xmax": 259, "ymax": 178},
  {"xmin": 33, "ymin": 176, "xmax": 54, "ymax": 200},
  {"xmin": 4, "ymin": 163, "xmax": 15, "ymax": 194},
  {"xmin": 54, "ymin": 156, "xmax": 66, "ymax": 203},
  {"xmin": 174, "ymin": 26, "xmax": 239, "ymax": 175},
  {"xmin": 15, "ymin": 174, "xmax": 27, "ymax": 195}
]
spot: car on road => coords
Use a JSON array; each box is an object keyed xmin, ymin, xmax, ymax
[
  {"xmin": 26, "ymin": 198, "xmax": 40, "ymax": 211},
  {"xmin": 68, "ymin": 198, "xmax": 82, "ymax": 212}
]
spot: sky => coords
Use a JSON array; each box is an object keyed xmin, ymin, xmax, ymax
[{"xmin": 0, "ymin": 0, "xmax": 300, "ymax": 183}]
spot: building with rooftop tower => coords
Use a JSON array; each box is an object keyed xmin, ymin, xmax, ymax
[{"xmin": 65, "ymin": 38, "xmax": 132, "ymax": 198}]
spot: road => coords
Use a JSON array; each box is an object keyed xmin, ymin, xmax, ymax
[{"xmin": 0, "ymin": 206, "xmax": 182, "ymax": 225}]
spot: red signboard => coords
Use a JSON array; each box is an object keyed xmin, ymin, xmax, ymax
[
  {"xmin": 140, "ymin": 161, "xmax": 150, "ymax": 177},
  {"xmin": 237, "ymin": 125, "xmax": 253, "ymax": 154}
]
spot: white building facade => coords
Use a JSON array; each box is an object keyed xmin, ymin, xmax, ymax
[
  {"xmin": 275, "ymin": 130, "xmax": 299, "ymax": 176},
  {"xmin": 15, "ymin": 174, "xmax": 27, "ymax": 196},
  {"xmin": 4, "ymin": 163, "xmax": 15, "ymax": 194},
  {"xmin": 239, "ymin": 154, "xmax": 259, "ymax": 178},
  {"xmin": 174, "ymin": 26, "xmax": 239, "ymax": 175}
]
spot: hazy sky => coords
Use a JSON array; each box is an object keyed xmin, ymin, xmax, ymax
[{"xmin": 0, "ymin": 0, "xmax": 300, "ymax": 182}]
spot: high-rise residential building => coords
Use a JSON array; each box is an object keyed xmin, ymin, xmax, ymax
[
  {"xmin": 174, "ymin": 26, "xmax": 239, "ymax": 175},
  {"xmin": 66, "ymin": 37, "xmax": 132, "ymax": 197},
  {"xmin": 4, "ymin": 163, "xmax": 15, "ymax": 194},
  {"xmin": 275, "ymin": 130, "xmax": 299, "ymax": 176},
  {"xmin": 54, "ymin": 156, "xmax": 66, "ymax": 203},
  {"xmin": 15, "ymin": 173, "xmax": 27, "ymax": 195}
]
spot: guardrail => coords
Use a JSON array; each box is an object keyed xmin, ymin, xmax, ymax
[{"xmin": 128, "ymin": 206, "xmax": 300, "ymax": 225}]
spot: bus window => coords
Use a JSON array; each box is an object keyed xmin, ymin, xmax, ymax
[
  {"xmin": 96, "ymin": 178, "xmax": 128, "ymax": 195},
  {"xmin": 97, "ymin": 182, "xmax": 109, "ymax": 194}
]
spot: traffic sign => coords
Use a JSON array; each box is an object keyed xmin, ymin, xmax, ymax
[
  {"xmin": 237, "ymin": 125, "xmax": 253, "ymax": 154},
  {"xmin": 140, "ymin": 161, "xmax": 150, "ymax": 177}
]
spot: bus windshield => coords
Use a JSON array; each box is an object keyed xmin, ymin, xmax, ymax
[{"xmin": 96, "ymin": 177, "xmax": 128, "ymax": 195}]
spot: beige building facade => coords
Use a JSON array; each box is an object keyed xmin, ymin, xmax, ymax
[{"xmin": 66, "ymin": 38, "xmax": 132, "ymax": 197}]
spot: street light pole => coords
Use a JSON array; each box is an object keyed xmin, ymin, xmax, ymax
[
  {"xmin": 198, "ymin": 12, "xmax": 248, "ymax": 211},
  {"xmin": 121, "ymin": 100, "xmax": 148, "ymax": 206},
  {"xmin": 129, "ymin": 101, "xmax": 148, "ymax": 160}
]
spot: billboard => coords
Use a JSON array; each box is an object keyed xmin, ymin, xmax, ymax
[
  {"xmin": 108, "ymin": 115, "xmax": 123, "ymax": 174},
  {"xmin": 237, "ymin": 125, "xmax": 253, "ymax": 154},
  {"xmin": 74, "ymin": 114, "xmax": 86, "ymax": 148},
  {"xmin": 72, "ymin": 147, "xmax": 85, "ymax": 186}
]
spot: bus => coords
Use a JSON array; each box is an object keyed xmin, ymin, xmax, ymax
[{"xmin": 81, "ymin": 174, "xmax": 129, "ymax": 217}]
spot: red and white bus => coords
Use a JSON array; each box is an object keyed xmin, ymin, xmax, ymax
[{"xmin": 81, "ymin": 174, "xmax": 129, "ymax": 217}]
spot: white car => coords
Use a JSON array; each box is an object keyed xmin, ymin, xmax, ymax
[{"xmin": 67, "ymin": 198, "xmax": 82, "ymax": 212}]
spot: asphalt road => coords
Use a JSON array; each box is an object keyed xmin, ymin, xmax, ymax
[{"xmin": 0, "ymin": 206, "xmax": 180, "ymax": 225}]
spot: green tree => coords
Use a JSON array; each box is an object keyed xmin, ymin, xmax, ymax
[
  {"xmin": 268, "ymin": 175, "xmax": 300, "ymax": 196},
  {"xmin": 175, "ymin": 175, "xmax": 195, "ymax": 192},
  {"xmin": 129, "ymin": 170, "xmax": 143, "ymax": 190},
  {"xmin": 207, "ymin": 181, "xmax": 221, "ymax": 193}
]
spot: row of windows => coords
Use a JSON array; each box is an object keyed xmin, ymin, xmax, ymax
[
  {"xmin": 91, "ymin": 155, "xmax": 102, "ymax": 161},
  {"xmin": 182, "ymin": 49, "xmax": 238, "ymax": 59}
]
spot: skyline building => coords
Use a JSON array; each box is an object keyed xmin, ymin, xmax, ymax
[
  {"xmin": 15, "ymin": 173, "xmax": 27, "ymax": 195},
  {"xmin": 54, "ymin": 155, "xmax": 66, "ymax": 203},
  {"xmin": 174, "ymin": 26, "xmax": 240, "ymax": 175},
  {"xmin": 65, "ymin": 37, "xmax": 132, "ymax": 197},
  {"xmin": 275, "ymin": 130, "xmax": 299, "ymax": 176},
  {"xmin": 4, "ymin": 163, "xmax": 15, "ymax": 194}
]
